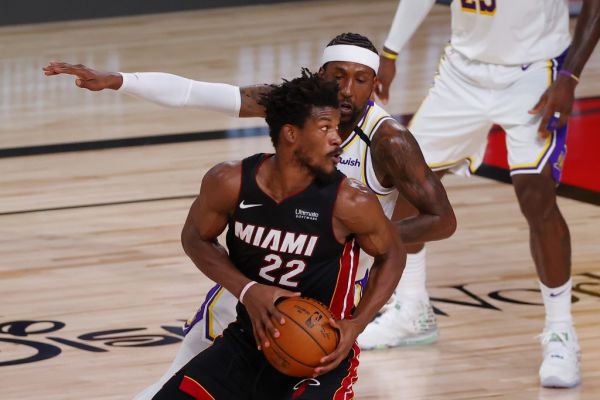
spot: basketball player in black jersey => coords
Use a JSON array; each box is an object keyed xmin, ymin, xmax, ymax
[
  {"xmin": 152, "ymin": 71, "xmax": 405, "ymax": 399},
  {"xmin": 45, "ymin": 34, "xmax": 455, "ymax": 359}
]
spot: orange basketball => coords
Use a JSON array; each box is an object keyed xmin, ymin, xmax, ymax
[{"xmin": 262, "ymin": 296, "xmax": 340, "ymax": 377}]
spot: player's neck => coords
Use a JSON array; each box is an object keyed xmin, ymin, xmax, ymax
[{"xmin": 256, "ymin": 154, "xmax": 314, "ymax": 202}]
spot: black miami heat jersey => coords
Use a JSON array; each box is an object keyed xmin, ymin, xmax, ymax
[{"xmin": 226, "ymin": 153, "xmax": 360, "ymax": 325}]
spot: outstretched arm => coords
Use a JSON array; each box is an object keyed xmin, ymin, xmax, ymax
[
  {"xmin": 182, "ymin": 161, "xmax": 297, "ymax": 350},
  {"xmin": 315, "ymin": 178, "xmax": 405, "ymax": 376},
  {"xmin": 42, "ymin": 61, "xmax": 269, "ymax": 117},
  {"xmin": 529, "ymin": 0, "xmax": 600, "ymax": 137},
  {"xmin": 371, "ymin": 119, "xmax": 456, "ymax": 244},
  {"xmin": 376, "ymin": 0, "xmax": 436, "ymax": 103}
]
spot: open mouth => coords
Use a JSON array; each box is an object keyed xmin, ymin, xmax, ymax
[
  {"xmin": 329, "ymin": 150, "xmax": 342, "ymax": 164},
  {"xmin": 340, "ymin": 102, "xmax": 353, "ymax": 114}
]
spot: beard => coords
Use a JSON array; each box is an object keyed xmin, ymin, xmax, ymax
[{"xmin": 293, "ymin": 147, "xmax": 339, "ymax": 184}]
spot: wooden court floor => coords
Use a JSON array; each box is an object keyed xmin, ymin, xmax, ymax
[{"xmin": 1, "ymin": 1, "xmax": 599, "ymax": 399}]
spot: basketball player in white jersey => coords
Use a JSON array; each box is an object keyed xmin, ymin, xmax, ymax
[
  {"xmin": 43, "ymin": 33, "xmax": 456, "ymax": 398},
  {"xmin": 368, "ymin": 0, "xmax": 600, "ymax": 388}
]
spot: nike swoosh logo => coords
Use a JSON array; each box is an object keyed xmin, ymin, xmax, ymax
[
  {"xmin": 239, "ymin": 200, "xmax": 263, "ymax": 209},
  {"xmin": 549, "ymin": 289, "xmax": 567, "ymax": 297},
  {"xmin": 521, "ymin": 64, "xmax": 531, "ymax": 71}
]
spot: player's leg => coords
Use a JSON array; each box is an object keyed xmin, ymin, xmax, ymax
[
  {"xmin": 133, "ymin": 285, "xmax": 238, "ymax": 399},
  {"xmin": 511, "ymin": 155, "xmax": 578, "ymax": 388},
  {"xmin": 358, "ymin": 46, "xmax": 493, "ymax": 350},
  {"xmin": 153, "ymin": 321, "xmax": 260, "ymax": 400},
  {"xmin": 498, "ymin": 51, "xmax": 579, "ymax": 388}
]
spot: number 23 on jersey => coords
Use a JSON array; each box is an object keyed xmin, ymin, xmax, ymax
[{"xmin": 461, "ymin": 0, "xmax": 496, "ymax": 15}]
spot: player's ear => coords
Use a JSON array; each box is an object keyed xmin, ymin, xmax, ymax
[
  {"xmin": 281, "ymin": 124, "xmax": 298, "ymax": 144},
  {"xmin": 318, "ymin": 66, "xmax": 325, "ymax": 77},
  {"xmin": 371, "ymin": 74, "xmax": 379, "ymax": 98}
]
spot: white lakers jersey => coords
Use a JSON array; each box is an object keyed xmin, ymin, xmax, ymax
[
  {"xmin": 337, "ymin": 100, "xmax": 399, "ymax": 281},
  {"xmin": 450, "ymin": 0, "xmax": 571, "ymax": 65}
]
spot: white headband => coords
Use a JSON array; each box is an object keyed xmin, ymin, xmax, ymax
[{"xmin": 321, "ymin": 44, "xmax": 379, "ymax": 73}]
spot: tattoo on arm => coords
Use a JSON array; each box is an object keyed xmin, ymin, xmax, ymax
[
  {"xmin": 239, "ymin": 85, "xmax": 272, "ymax": 117},
  {"xmin": 371, "ymin": 122, "xmax": 455, "ymax": 243}
]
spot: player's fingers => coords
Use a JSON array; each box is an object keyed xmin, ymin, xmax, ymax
[
  {"xmin": 318, "ymin": 350, "xmax": 340, "ymax": 366},
  {"xmin": 318, "ymin": 328, "xmax": 347, "ymax": 365},
  {"xmin": 255, "ymin": 319, "xmax": 270, "ymax": 348},
  {"xmin": 269, "ymin": 313, "xmax": 283, "ymax": 334},
  {"xmin": 275, "ymin": 289, "xmax": 300, "ymax": 300},
  {"xmin": 265, "ymin": 303, "xmax": 283, "ymax": 339},
  {"xmin": 538, "ymin": 110, "xmax": 554, "ymax": 138},
  {"xmin": 272, "ymin": 290, "xmax": 300, "ymax": 324},
  {"xmin": 45, "ymin": 61, "xmax": 66, "ymax": 69},
  {"xmin": 262, "ymin": 311, "xmax": 280, "ymax": 339},
  {"xmin": 43, "ymin": 63, "xmax": 68, "ymax": 76},
  {"xmin": 251, "ymin": 324, "xmax": 261, "ymax": 350},
  {"xmin": 45, "ymin": 62, "xmax": 73, "ymax": 72},
  {"xmin": 49, "ymin": 61, "xmax": 71, "ymax": 67},
  {"xmin": 52, "ymin": 64, "xmax": 93, "ymax": 80},
  {"xmin": 313, "ymin": 351, "xmax": 344, "ymax": 376},
  {"xmin": 374, "ymin": 82, "xmax": 383, "ymax": 98},
  {"xmin": 328, "ymin": 318, "xmax": 341, "ymax": 330},
  {"xmin": 378, "ymin": 83, "xmax": 390, "ymax": 104},
  {"xmin": 529, "ymin": 91, "xmax": 548, "ymax": 114},
  {"xmin": 269, "ymin": 307, "xmax": 287, "ymax": 326},
  {"xmin": 557, "ymin": 110, "xmax": 570, "ymax": 129}
]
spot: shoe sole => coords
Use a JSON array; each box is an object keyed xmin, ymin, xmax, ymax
[
  {"xmin": 540, "ymin": 375, "xmax": 581, "ymax": 388},
  {"xmin": 360, "ymin": 329, "xmax": 439, "ymax": 350}
]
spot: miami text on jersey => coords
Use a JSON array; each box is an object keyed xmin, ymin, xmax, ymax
[{"xmin": 234, "ymin": 221, "xmax": 319, "ymax": 257}]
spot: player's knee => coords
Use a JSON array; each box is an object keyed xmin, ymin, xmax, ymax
[{"xmin": 513, "ymin": 178, "xmax": 556, "ymax": 227}]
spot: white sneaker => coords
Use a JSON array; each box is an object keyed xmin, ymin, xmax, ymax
[
  {"xmin": 539, "ymin": 324, "xmax": 581, "ymax": 388},
  {"xmin": 357, "ymin": 299, "xmax": 438, "ymax": 350}
]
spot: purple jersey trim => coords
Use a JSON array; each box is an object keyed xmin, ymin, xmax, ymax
[{"xmin": 183, "ymin": 283, "xmax": 223, "ymax": 337}]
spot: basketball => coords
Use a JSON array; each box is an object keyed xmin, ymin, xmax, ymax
[{"xmin": 262, "ymin": 296, "xmax": 340, "ymax": 377}]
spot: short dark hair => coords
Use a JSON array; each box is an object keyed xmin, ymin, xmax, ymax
[
  {"xmin": 260, "ymin": 69, "xmax": 339, "ymax": 147},
  {"xmin": 326, "ymin": 32, "xmax": 378, "ymax": 55}
]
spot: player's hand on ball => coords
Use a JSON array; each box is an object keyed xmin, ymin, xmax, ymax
[
  {"xmin": 313, "ymin": 318, "xmax": 362, "ymax": 377},
  {"xmin": 242, "ymin": 283, "xmax": 300, "ymax": 350},
  {"xmin": 43, "ymin": 61, "xmax": 123, "ymax": 91}
]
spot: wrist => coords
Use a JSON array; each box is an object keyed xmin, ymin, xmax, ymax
[
  {"xmin": 108, "ymin": 73, "xmax": 124, "ymax": 90},
  {"xmin": 239, "ymin": 281, "xmax": 258, "ymax": 304},
  {"xmin": 348, "ymin": 312, "xmax": 371, "ymax": 333},
  {"xmin": 555, "ymin": 73, "xmax": 579, "ymax": 90},
  {"xmin": 380, "ymin": 47, "xmax": 398, "ymax": 61},
  {"xmin": 558, "ymin": 69, "xmax": 580, "ymax": 85}
]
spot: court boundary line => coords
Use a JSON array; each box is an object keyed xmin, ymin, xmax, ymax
[
  {"xmin": 0, "ymin": 195, "xmax": 196, "ymax": 216},
  {"xmin": 1, "ymin": 97, "xmax": 598, "ymax": 208},
  {"xmin": 3, "ymin": 97, "xmax": 597, "ymax": 159}
]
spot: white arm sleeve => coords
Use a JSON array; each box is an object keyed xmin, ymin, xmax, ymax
[
  {"xmin": 119, "ymin": 72, "xmax": 241, "ymax": 117},
  {"xmin": 383, "ymin": 0, "xmax": 436, "ymax": 54}
]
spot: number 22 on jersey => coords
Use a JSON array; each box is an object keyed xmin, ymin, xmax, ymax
[{"xmin": 259, "ymin": 254, "xmax": 306, "ymax": 288}]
